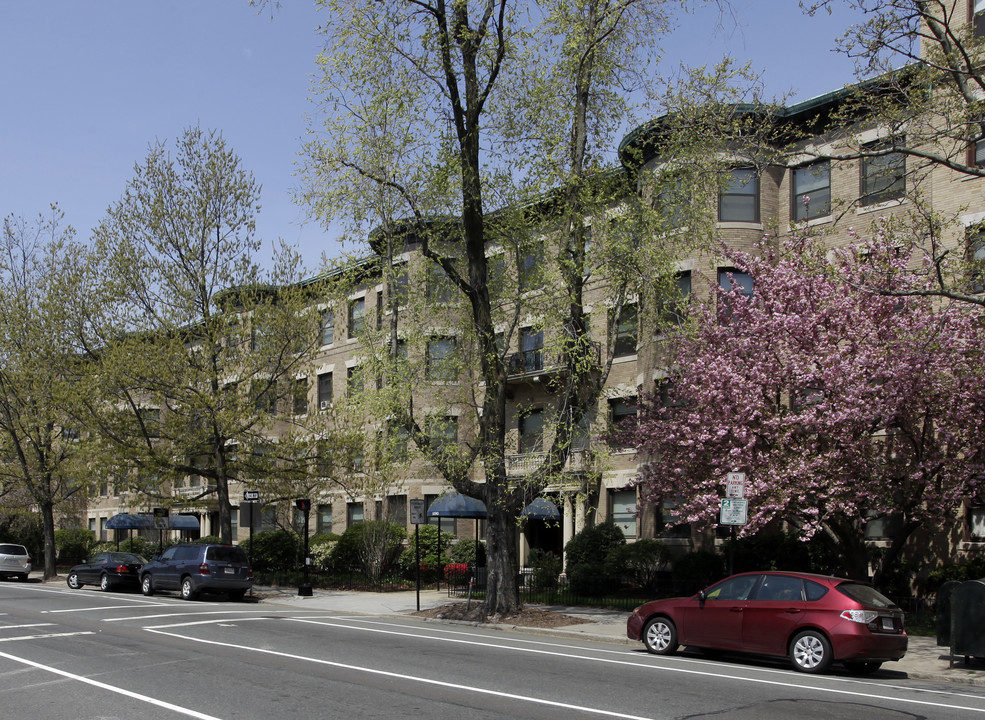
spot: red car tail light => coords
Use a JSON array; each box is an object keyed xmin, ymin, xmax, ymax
[
  {"xmin": 197, "ymin": 563, "xmax": 211, "ymax": 575},
  {"xmin": 840, "ymin": 609, "xmax": 879, "ymax": 624},
  {"xmin": 114, "ymin": 564, "xmax": 130, "ymax": 574}
]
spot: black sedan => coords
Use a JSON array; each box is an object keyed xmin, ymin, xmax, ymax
[{"xmin": 66, "ymin": 552, "xmax": 147, "ymax": 592}]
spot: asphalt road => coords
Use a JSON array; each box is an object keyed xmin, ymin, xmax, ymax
[{"xmin": 1, "ymin": 580, "xmax": 984, "ymax": 720}]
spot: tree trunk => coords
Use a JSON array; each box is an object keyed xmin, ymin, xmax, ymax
[
  {"xmin": 484, "ymin": 488, "xmax": 520, "ymax": 616},
  {"xmin": 41, "ymin": 499, "xmax": 57, "ymax": 580}
]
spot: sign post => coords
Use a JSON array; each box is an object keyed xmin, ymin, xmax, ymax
[
  {"xmin": 242, "ymin": 491, "xmax": 260, "ymax": 598},
  {"xmin": 721, "ymin": 473, "xmax": 748, "ymax": 576},
  {"xmin": 410, "ymin": 498, "xmax": 426, "ymax": 612}
]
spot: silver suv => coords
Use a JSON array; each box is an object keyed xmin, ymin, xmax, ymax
[
  {"xmin": 0, "ymin": 543, "xmax": 31, "ymax": 581},
  {"xmin": 139, "ymin": 543, "xmax": 253, "ymax": 601}
]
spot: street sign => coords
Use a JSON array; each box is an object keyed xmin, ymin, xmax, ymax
[
  {"xmin": 720, "ymin": 498, "xmax": 748, "ymax": 525},
  {"xmin": 410, "ymin": 498, "xmax": 426, "ymax": 525},
  {"xmin": 243, "ymin": 490, "xmax": 259, "ymax": 501},
  {"xmin": 725, "ymin": 472, "xmax": 746, "ymax": 499}
]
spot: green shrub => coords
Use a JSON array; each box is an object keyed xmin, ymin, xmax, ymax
[
  {"xmin": 672, "ymin": 550, "xmax": 726, "ymax": 594},
  {"xmin": 55, "ymin": 528, "xmax": 95, "ymax": 563},
  {"xmin": 564, "ymin": 522, "xmax": 626, "ymax": 567},
  {"xmin": 922, "ymin": 555, "xmax": 985, "ymax": 594},
  {"xmin": 399, "ymin": 524, "xmax": 455, "ymax": 582},
  {"xmin": 449, "ymin": 538, "xmax": 485, "ymax": 567},
  {"xmin": 528, "ymin": 548, "xmax": 562, "ymax": 590},
  {"xmin": 606, "ymin": 539, "xmax": 669, "ymax": 594},
  {"xmin": 242, "ymin": 530, "xmax": 299, "ymax": 572},
  {"xmin": 563, "ymin": 522, "xmax": 627, "ymax": 595},
  {"xmin": 330, "ymin": 521, "xmax": 406, "ymax": 580},
  {"xmin": 725, "ymin": 530, "xmax": 840, "ymax": 576}
]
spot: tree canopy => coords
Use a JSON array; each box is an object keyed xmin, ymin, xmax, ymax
[{"xmin": 627, "ymin": 226, "xmax": 985, "ymax": 584}]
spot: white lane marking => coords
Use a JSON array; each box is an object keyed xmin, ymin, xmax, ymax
[
  {"xmin": 0, "ymin": 631, "xmax": 94, "ymax": 642},
  {"xmin": 0, "ymin": 624, "xmax": 55, "ymax": 630},
  {"xmin": 286, "ymin": 615, "xmax": 985, "ymax": 703},
  {"xmin": 144, "ymin": 625, "xmax": 654, "ymax": 720},
  {"xmin": 104, "ymin": 610, "xmax": 269, "ymax": 622},
  {"xmin": 146, "ymin": 620, "xmax": 985, "ymax": 717},
  {"xmin": 0, "ymin": 648, "xmax": 224, "ymax": 720}
]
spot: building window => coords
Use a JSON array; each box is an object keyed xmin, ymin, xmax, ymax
[
  {"xmin": 253, "ymin": 382, "xmax": 276, "ymax": 415},
  {"xmin": 613, "ymin": 304, "xmax": 638, "ymax": 357},
  {"xmin": 860, "ymin": 139, "xmax": 905, "ymax": 205},
  {"xmin": 348, "ymin": 298, "xmax": 365, "ymax": 338},
  {"xmin": 658, "ymin": 497, "xmax": 691, "ymax": 538},
  {"xmin": 518, "ymin": 245, "xmax": 543, "ymax": 293},
  {"xmin": 658, "ymin": 272, "xmax": 692, "ymax": 330},
  {"xmin": 390, "ymin": 266, "xmax": 409, "ymax": 307},
  {"xmin": 317, "ymin": 503, "xmax": 333, "ymax": 534},
  {"xmin": 609, "ymin": 397, "xmax": 637, "ymax": 434},
  {"xmin": 518, "ymin": 408, "xmax": 544, "ymax": 454},
  {"xmin": 347, "ymin": 366, "xmax": 363, "ymax": 396},
  {"xmin": 427, "ymin": 264, "xmax": 454, "ymax": 304},
  {"xmin": 653, "ymin": 172, "xmax": 688, "ymax": 228},
  {"xmin": 320, "ymin": 309, "xmax": 334, "ymax": 346},
  {"xmin": 428, "ymin": 415, "xmax": 458, "ymax": 451},
  {"xmin": 864, "ymin": 512, "xmax": 902, "ymax": 540},
  {"xmin": 718, "ymin": 268, "xmax": 754, "ymax": 298},
  {"xmin": 718, "ymin": 167, "xmax": 759, "ymax": 223},
  {"xmin": 347, "ymin": 502, "xmax": 364, "ymax": 526},
  {"xmin": 969, "ymin": 226, "xmax": 985, "ymax": 293},
  {"xmin": 388, "ymin": 495, "xmax": 407, "ymax": 527},
  {"xmin": 975, "ymin": 0, "xmax": 985, "ymax": 38},
  {"xmin": 792, "ymin": 160, "xmax": 831, "ymax": 220},
  {"xmin": 317, "ymin": 372, "xmax": 333, "ymax": 409},
  {"xmin": 425, "ymin": 337, "xmax": 457, "ymax": 382},
  {"xmin": 293, "ymin": 377, "xmax": 308, "ymax": 415},
  {"xmin": 376, "ymin": 290, "xmax": 384, "ymax": 329},
  {"xmin": 520, "ymin": 327, "xmax": 544, "ymax": 372},
  {"xmin": 611, "ymin": 489, "xmax": 637, "ymax": 538},
  {"xmin": 378, "ymin": 424, "xmax": 409, "ymax": 463},
  {"xmin": 969, "ymin": 506, "xmax": 985, "ymax": 540},
  {"xmin": 138, "ymin": 408, "xmax": 160, "ymax": 438}
]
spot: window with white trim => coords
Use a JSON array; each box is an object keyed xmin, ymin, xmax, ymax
[{"xmin": 718, "ymin": 168, "xmax": 759, "ymax": 223}]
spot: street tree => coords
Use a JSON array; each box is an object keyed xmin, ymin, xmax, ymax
[
  {"xmin": 0, "ymin": 208, "xmax": 97, "ymax": 578},
  {"xmin": 804, "ymin": 0, "xmax": 985, "ymax": 307},
  {"xmin": 301, "ymin": 0, "xmax": 724, "ymax": 614},
  {"xmin": 79, "ymin": 127, "xmax": 321, "ymax": 544},
  {"xmin": 625, "ymin": 228, "xmax": 985, "ymax": 585}
]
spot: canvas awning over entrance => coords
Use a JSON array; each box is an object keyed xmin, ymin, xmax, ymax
[
  {"xmin": 168, "ymin": 514, "xmax": 200, "ymax": 530},
  {"xmin": 105, "ymin": 513, "xmax": 155, "ymax": 530},
  {"xmin": 520, "ymin": 497, "xmax": 560, "ymax": 521},
  {"xmin": 427, "ymin": 492, "xmax": 487, "ymax": 518}
]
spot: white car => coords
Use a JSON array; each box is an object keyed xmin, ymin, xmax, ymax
[{"xmin": 0, "ymin": 543, "xmax": 31, "ymax": 581}]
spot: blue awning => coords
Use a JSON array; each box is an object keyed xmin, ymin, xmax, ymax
[
  {"xmin": 105, "ymin": 513, "xmax": 155, "ymax": 530},
  {"xmin": 521, "ymin": 497, "xmax": 560, "ymax": 521},
  {"xmin": 427, "ymin": 492, "xmax": 487, "ymax": 518},
  {"xmin": 168, "ymin": 514, "xmax": 200, "ymax": 530}
]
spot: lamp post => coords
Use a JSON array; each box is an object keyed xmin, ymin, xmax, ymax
[{"xmin": 296, "ymin": 499, "xmax": 312, "ymax": 596}]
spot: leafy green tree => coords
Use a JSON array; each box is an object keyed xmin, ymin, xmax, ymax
[
  {"xmin": 78, "ymin": 126, "xmax": 320, "ymax": 544},
  {"xmin": 0, "ymin": 208, "xmax": 97, "ymax": 578},
  {"xmin": 301, "ymin": 0, "xmax": 714, "ymax": 616}
]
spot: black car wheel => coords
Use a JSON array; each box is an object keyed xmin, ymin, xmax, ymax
[
  {"xmin": 790, "ymin": 630, "xmax": 832, "ymax": 673},
  {"xmin": 180, "ymin": 577, "xmax": 198, "ymax": 601},
  {"xmin": 141, "ymin": 574, "xmax": 154, "ymax": 596},
  {"xmin": 66, "ymin": 572, "xmax": 82, "ymax": 590},
  {"xmin": 843, "ymin": 660, "xmax": 882, "ymax": 675},
  {"xmin": 99, "ymin": 574, "xmax": 112, "ymax": 592},
  {"xmin": 642, "ymin": 616, "xmax": 679, "ymax": 655}
]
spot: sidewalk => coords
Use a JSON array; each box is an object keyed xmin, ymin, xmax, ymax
[{"xmin": 255, "ymin": 585, "xmax": 985, "ymax": 686}]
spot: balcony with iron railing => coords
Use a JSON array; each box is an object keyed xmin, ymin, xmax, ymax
[
  {"xmin": 505, "ymin": 448, "xmax": 590, "ymax": 476},
  {"xmin": 505, "ymin": 342, "xmax": 601, "ymax": 383}
]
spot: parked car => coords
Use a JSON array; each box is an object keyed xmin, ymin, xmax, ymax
[
  {"xmin": 627, "ymin": 571, "xmax": 907, "ymax": 674},
  {"xmin": 0, "ymin": 543, "xmax": 31, "ymax": 581},
  {"xmin": 140, "ymin": 543, "xmax": 253, "ymax": 601},
  {"xmin": 66, "ymin": 552, "xmax": 147, "ymax": 592}
]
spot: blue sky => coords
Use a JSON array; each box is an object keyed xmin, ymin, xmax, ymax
[{"xmin": 1, "ymin": 1, "xmax": 864, "ymax": 273}]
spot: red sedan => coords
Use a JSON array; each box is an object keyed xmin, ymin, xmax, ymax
[{"xmin": 627, "ymin": 571, "xmax": 907, "ymax": 674}]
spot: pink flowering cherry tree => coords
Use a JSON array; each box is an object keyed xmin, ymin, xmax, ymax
[{"xmin": 629, "ymin": 229, "xmax": 985, "ymax": 585}]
